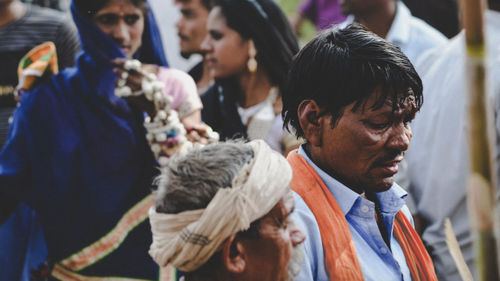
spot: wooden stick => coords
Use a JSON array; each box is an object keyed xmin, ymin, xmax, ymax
[
  {"xmin": 445, "ymin": 218, "xmax": 475, "ymax": 281},
  {"xmin": 460, "ymin": 0, "xmax": 500, "ymax": 280}
]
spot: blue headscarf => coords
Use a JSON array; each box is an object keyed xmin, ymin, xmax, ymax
[
  {"xmin": 70, "ymin": 0, "xmax": 168, "ymax": 66},
  {"xmin": 68, "ymin": 0, "xmax": 168, "ymax": 111},
  {"xmin": 0, "ymin": 1, "xmax": 169, "ymax": 279}
]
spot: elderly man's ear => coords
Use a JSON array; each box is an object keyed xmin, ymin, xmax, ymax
[
  {"xmin": 221, "ymin": 234, "xmax": 246, "ymax": 274},
  {"xmin": 298, "ymin": 100, "xmax": 329, "ymax": 147}
]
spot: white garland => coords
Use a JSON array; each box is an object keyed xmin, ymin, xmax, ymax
[{"xmin": 115, "ymin": 59, "xmax": 218, "ymax": 167}]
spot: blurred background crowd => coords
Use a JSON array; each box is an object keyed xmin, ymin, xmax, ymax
[{"xmin": 1, "ymin": 0, "xmax": 499, "ymax": 280}]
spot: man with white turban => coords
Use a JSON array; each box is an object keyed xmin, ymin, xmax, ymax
[{"xmin": 148, "ymin": 140, "xmax": 306, "ymax": 281}]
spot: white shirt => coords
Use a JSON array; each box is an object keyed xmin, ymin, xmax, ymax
[
  {"xmin": 405, "ymin": 10, "xmax": 500, "ymax": 281},
  {"xmin": 338, "ymin": 1, "xmax": 447, "ymax": 64},
  {"xmin": 236, "ymin": 88, "xmax": 288, "ymax": 153}
]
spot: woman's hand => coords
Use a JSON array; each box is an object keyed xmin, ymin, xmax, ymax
[
  {"xmin": 181, "ymin": 111, "xmax": 212, "ymax": 145},
  {"xmin": 112, "ymin": 58, "xmax": 159, "ymax": 116}
]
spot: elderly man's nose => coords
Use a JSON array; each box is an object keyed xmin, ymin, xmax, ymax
[{"xmin": 289, "ymin": 220, "xmax": 306, "ymax": 246}]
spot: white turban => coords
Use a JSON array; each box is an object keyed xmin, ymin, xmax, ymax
[{"xmin": 148, "ymin": 140, "xmax": 292, "ymax": 271}]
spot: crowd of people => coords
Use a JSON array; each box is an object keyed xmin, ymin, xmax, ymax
[{"xmin": 1, "ymin": 0, "xmax": 499, "ymax": 280}]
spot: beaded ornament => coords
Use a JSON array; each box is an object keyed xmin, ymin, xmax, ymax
[{"xmin": 115, "ymin": 59, "xmax": 218, "ymax": 167}]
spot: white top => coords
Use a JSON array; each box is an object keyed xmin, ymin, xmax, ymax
[
  {"xmin": 237, "ymin": 88, "xmax": 297, "ymax": 153},
  {"xmin": 405, "ymin": 10, "xmax": 500, "ymax": 281},
  {"xmin": 338, "ymin": 1, "xmax": 447, "ymax": 64}
]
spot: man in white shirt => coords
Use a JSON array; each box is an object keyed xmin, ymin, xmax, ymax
[
  {"xmin": 338, "ymin": 0, "xmax": 447, "ymax": 64},
  {"xmin": 405, "ymin": 0, "xmax": 500, "ymax": 279}
]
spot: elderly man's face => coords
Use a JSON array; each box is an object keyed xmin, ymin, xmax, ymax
[
  {"xmin": 318, "ymin": 90, "xmax": 415, "ymax": 193},
  {"xmin": 241, "ymin": 191, "xmax": 305, "ymax": 281}
]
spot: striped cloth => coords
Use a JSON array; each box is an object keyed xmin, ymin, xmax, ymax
[
  {"xmin": 0, "ymin": 3, "xmax": 79, "ymax": 148},
  {"xmin": 21, "ymin": 0, "xmax": 63, "ymax": 10}
]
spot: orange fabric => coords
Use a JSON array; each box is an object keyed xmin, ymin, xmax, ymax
[
  {"xmin": 287, "ymin": 151, "xmax": 364, "ymax": 281},
  {"xmin": 60, "ymin": 195, "xmax": 154, "ymax": 271},
  {"xmin": 16, "ymin": 41, "xmax": 58, "ymax": 96},
  {"xmin": 394, "ymin": 212, "xmax": 438, "ymax": 281},
  {"xmin": 287, "ymin": 150, "xmax": 438, "ymax": 281}
]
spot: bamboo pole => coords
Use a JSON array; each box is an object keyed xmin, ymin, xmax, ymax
[{"xmin": 461, "ymin": 0, "xmax": 500, "ymax": 279}]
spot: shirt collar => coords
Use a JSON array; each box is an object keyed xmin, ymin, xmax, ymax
[
  {"xmin": 386, "ymin": 1, "xmax": 411, "ymax": 45},
  {"xmin": 298, "ymin": 145, "xmax": 407, "ymax": 216},
  {"xmin": 337, "ymin": 14, "xmax": 355, "ymax": 29}
]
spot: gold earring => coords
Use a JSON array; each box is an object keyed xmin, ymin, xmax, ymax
[{"xmin": 247, "ymin": 41, "xmax": 257, "ymax": 73}]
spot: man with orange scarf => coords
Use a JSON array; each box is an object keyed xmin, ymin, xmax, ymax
[{"xmin": 281, "ymin": 23, "xmax": 437, "ymax": 281}]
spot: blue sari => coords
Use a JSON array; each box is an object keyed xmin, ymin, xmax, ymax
[{"xmin": 0, "ymin": 1, "xmax": 168, "ymax": 279}]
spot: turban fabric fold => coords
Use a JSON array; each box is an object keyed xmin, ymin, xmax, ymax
[{"xmin": 148, "ymin": 140, "xmax": 292, "ymax": 271}]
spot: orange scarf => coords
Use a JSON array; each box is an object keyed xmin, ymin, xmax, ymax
[{"xmin": 287, "ymin": 151, "xmax": 437, "ymax": 281}]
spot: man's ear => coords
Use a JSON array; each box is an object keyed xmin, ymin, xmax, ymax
[
  {"xmin": 298, "ymin": 100, "xmax": 326, "ymax": 147},
  {"xmin": 221, "ymin": 234, "xmax": 246, "ymax": 274}
]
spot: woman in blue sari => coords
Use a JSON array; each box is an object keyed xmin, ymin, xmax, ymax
[{"xmin": 0, "ymin": 0, "xmax": 200, "ymax": 279}]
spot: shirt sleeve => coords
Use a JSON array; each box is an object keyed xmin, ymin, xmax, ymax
[
  {"xmin": 157, "ymin": 67, "xmax": 202, "ymax": 120},
  {"xmin": 292, "ymin": 191, "xmax": 329, "ymax": 281},
  {"xmin": 54, "ymin": 15, "xmax": 80, "ymax": 70}
]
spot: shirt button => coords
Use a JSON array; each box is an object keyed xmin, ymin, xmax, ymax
[
  {"xmin": 380, "ymin": 247, "xmax": 388, "ymax": 254},
  {"xmin": 361, "ymin": 205, "xmax": 370, "ymax": 213}
]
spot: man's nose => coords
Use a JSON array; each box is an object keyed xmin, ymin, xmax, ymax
[
  {"xmin": 289, "ymin": 220, "xmax": 306, "ymax": 246},
  {"xmin": 387, "ymin": 123, "xmax": 412, "ymax": 151}
]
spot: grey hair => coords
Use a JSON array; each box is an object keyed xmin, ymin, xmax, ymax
[{"xmin": 154, "ymin": 141, "xmax": 254, "ymax": 214}]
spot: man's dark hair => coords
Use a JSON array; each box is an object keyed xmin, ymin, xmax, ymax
[
  {"xmin": 214, "ymin": 0, "xmax": 299, "ymax": 92},
  {"xmin": 489, "ymin": 0, "xmax": 500, "ymax": 10},
  {"xmin": 282, "ymin": 23, "xmax": 423, "ymax": 138},
  {"xmin": 74, "ymin": 0, "xmax": 148, "ymax": 18},
  {"xmin": 177, "ymin": 0, "xmax": 215, "ymax": 11}
]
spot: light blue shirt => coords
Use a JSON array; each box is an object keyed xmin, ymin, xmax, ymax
[{"xmin": 293, "ymin": 146, "xmax": 414, "ymax": 281}]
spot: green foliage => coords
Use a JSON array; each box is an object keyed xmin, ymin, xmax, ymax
[{"xmin": 275, "ymin": 0, "xmax": 316, "ymax": 45}]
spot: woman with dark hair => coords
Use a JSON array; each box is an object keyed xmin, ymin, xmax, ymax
[
  {"xmin": 200, "ymin": 0, "xmax": 301, "ymax": 155},
  {"xmin": 0, "ymin": 0, "xmax": 203, "ymax": 279}
]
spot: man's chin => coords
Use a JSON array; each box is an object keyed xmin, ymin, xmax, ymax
[
  {"xmin": 180, "ymin": 51, "xmax": 192, "ymax": 59},
  {"xmin": 377, "ymin": 178, "xmax": 394, "ymax": 192},
  {"xmin": 365, "ymin": 177, "xmax": 394, "ymax": 193},
  {"xmin": 287, "ymin": 245, "xmax": 305, "ymax": 281}
]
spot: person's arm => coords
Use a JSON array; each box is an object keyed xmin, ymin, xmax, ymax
[
  {"xmin": 291, "ymin": 192, "xmax": 329, "ymax": 281},
  {"xmin": 0, "ymin": 107, "xmax": 33, "ymax": 223},
  {"xmin": 156, "ymin": 67, "xmax": 217, "ymax": 143},
  {"xmin": 157, "ymin": 67, "xmax": 202, "ymax": 119}
]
